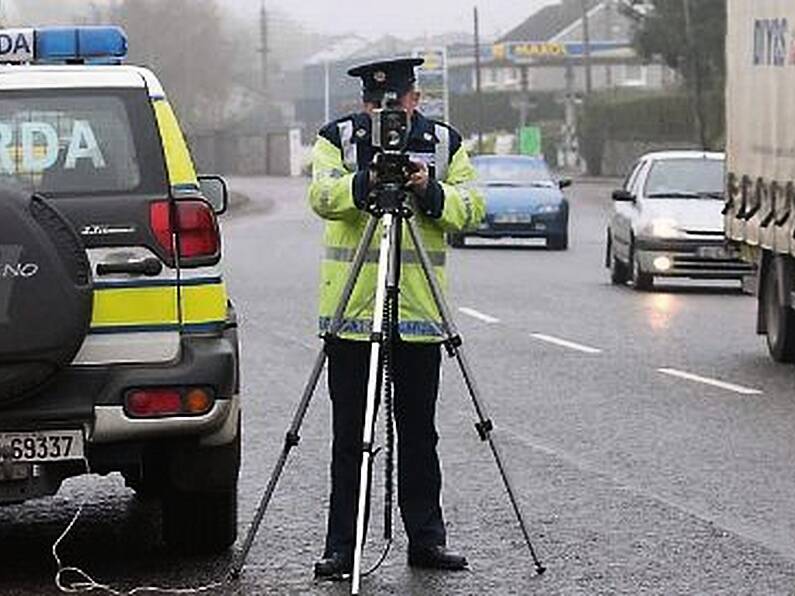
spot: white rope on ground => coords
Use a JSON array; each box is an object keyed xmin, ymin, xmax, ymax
[{"xmin": 52, "ymin": 458, "xmax": 229, "ymax": 595}]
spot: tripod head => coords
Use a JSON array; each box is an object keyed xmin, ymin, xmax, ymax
[{"xmin": 366, "ymin": 92, "xmax": 420, "ymax": 217}]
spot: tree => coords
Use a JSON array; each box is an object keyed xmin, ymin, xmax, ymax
[
  {"xmin": 628, "ymin": 0, "xmax": 726, "ymax": 89},
  {"xmin": 626, "ymin": 0, "xmax": 726, "ymax": 149},
  {"xmin": 107, "ymin": 0, "xmax": 239, "ymax": 133}
]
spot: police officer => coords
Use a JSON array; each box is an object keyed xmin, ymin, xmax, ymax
[{"xmin": 308, "ymin": 57, "xmax": 485, "ymax": 580}]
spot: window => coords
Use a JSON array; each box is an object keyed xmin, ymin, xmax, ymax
[
  {"xmin": 621, "ymin": 64, "xmax": 648, "ymax": 87},
  {"xmin": 0, "ymin": 89, "xmax": 166, "ymax": 196}
]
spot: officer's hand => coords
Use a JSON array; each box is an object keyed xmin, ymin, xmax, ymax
[
  {"xmin": 353, "ymin": 167, "xmax": 377, "ymax": 211},
  {"xmin": 406, "ymin": 161, "xmax": 429, "ymax": 195}
]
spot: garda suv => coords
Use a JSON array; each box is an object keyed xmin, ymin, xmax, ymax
[
  {"xmin": 606, "ymin": 150, "xmax": 752, "ymax": 290},
  {"xmin": 0, "ymin": 27, "xmax": 240, "ymax": 553}
]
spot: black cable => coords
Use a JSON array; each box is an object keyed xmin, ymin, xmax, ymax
[{"xmin": 363, "ymin": 278, "xmax": 398, "ymax": 578}]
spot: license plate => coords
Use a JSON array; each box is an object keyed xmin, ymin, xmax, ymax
[
  {"xmin": 0, "ymin": 430, "xmax": 84, "ymax": 463},
  {"xmin": 697, "ymin": 246, "xmax": 733, "ymax": 259},
  {"xmin": 493, "ymin": 213, "xmax": 531, "ymax": 224}
]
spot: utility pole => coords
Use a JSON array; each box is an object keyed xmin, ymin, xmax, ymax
[
  {"xmin": 581, "ymin": 0, "xmax": 593, "ymax": 95},
  {"xmin": 259, "ymin": 0, "xmax": 269, "ymax": 103},
  {"xmin": 473, "ymin": 6, "xmax": 484, "ymax": 154},
  {"xmin": 682, "ymin": 0, "xmax": 707, "ymax": 149}
]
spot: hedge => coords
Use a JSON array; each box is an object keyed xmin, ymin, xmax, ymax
[{"xmin": 578, "ymin": 88, "xmax": 725, "ymax": 175}]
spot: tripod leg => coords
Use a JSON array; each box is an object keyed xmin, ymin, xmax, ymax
[
  {"xmin": 230, "ymin": 217, "xmax": 380, "ymax": 580},
  {"xmin": 404, "ymin": 217, "xmax": 546, "ymax": 575},
  {"xmin": 351, "ymin": 213, "xmax": 399, "ymax": 595}
]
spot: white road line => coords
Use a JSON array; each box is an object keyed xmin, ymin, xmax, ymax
[
  {"xmin": 657, "ymin": 368, "xmax": 762, "ymax": 395},
  {"xmin": 529, "ymin": 333, "xmax": 603, "ymax": 354},
  {"xmin": 458, "ymin": 307, "xmax": 500, "ymax": 324}
]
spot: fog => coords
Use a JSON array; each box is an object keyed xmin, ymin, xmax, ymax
[{"xmin": 6, "ymin": 0, "xmax": 554, "ymax": 40}]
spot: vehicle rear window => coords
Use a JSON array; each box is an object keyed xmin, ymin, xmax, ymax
[{"xmin": 0, "ymin": 88, "xmax": 167, "ymax": 196}]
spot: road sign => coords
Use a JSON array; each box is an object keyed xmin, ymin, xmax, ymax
[{"xmin": 519, "ymin": 126, "xmax": 542, "ymax": 156}]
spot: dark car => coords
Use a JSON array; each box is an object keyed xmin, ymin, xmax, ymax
[{"xmin": 449, "ymin": 155, "xmax": 571, "ymax": 249}]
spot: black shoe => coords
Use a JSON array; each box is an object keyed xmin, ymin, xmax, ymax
[
  {"xmin": 314, "ymin": 552, "xmax": 352, "ymax": 581},
  {"xmin": 408, "ymin": 545, "xmax": 468, "ymax": 571}
]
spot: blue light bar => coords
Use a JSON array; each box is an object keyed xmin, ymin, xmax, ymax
[{"xmin": 35, "ymin": 27, "xmax": 128, "ymax": 64}]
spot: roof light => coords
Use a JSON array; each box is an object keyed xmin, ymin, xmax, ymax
[{"xmin": 0, "ymin": 26, "xmax": 128, "ymax": 65}]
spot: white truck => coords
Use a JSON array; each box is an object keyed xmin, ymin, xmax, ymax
[{"xmin": 725, "ymin": 0, "xmax": 795, "ymax": 361}]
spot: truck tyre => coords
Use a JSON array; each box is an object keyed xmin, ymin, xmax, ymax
[
  {"xmin": 762, "ymin": 263, "xmax": 795, "ymax": 362},
  {"xmin": 0, "ymin": 192, "xmax": 92, "ymax": 405}
]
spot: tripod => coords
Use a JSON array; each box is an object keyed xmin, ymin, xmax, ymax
[{"xmin": 230, "ymin": 185, "xmax": 546, "ymax": 594}]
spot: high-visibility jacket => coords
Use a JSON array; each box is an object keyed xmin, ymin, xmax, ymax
[{"xmin": 308, "ymin": 110, "xmax": 485, "ymax": 343}]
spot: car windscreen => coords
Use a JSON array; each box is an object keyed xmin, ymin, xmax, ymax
[
  {"xmin": 473, "ymin": 158, "xmax": 553, "ymax": 186},
  {"xmin": 644, "ymin": 158, "xmax": 725, "ymax": 198},
  {"xmin": 0, "ymin": 88, "xmax": 167, "ymax": 196}
]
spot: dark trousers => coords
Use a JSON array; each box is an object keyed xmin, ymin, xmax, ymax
[{"xmin": 323, "ymin": 338, "xmax": 446, "ymax": 558}]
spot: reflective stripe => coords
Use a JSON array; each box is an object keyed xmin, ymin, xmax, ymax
[
  {"xmin": 319, "ymin": 317, "xmax": 443, "ymax": 337},
  {"xmin": 153, "ymin": 99, "xmax": 198, "ymax": 188},
  {"xmin": 91, "ymin": 283, "xmax": 227, "ymax": 330},
  {"xmin": 459, "ymin": 187, "xmax": 474, "ymax": 228},
  {"xmin": 338, "ymin": 120, "xmax": 357, "ymax": 171},
  {"xmin": 434, "ymin": 124, "xmax": 450, "ymax": 181},
  {"xmin": 325, "ymin": 246, "xmax": 446, "ymax": 267}
]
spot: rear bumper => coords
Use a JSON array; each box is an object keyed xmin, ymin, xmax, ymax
[
  {"xmin": 0, "ymin": 328, "xmax": 240, "ymax": 446},
  {"xmin": 465, "ymin": 208, "xmax": 568, "ymax": 239},
  {"xmin": 635, "ymin": 237, "xmax": 754, "ymax": 279}
]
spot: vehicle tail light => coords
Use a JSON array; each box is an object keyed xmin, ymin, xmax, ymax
[
  {"xmin": 184, "ymin": 388, "xmax": 213, "ymax": 414},
  {"xmin": 149, "ymin": 200, "xmax": 221, "ymax": 265},
  {"xmin": 126, "ymin": 389, "xmax": 182, "ymax": 418},
  {"xmin": 125, "ymin": 387, "xmax": 215, "ymax": 418}
]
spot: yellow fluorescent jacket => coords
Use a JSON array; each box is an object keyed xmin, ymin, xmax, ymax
[{"xmin": 308, "ymin": 111, "xmax": 485, "ymax": 343}]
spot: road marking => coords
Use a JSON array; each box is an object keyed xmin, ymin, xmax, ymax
[
  {"xmin": 657, "ymin": 368, "xmax": 762, "ymax": 395},
  {"xmin": 530, "ymin": 333, "xmax": 603, "ymax": 354},
  {"xmin": 458, "ymin": 307, "xmax": 500, "ymax": 324}
]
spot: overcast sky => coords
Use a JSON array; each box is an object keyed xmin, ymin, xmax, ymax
[{"xmin": 225, "ymin": 0, "xmax": 555, "ymax": 40}]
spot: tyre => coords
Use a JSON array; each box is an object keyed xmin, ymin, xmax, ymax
[
  {"xmin": 163, "ymin": 487, "xmax": 237, "ymax": 554},
  {"xmin": 161, "ymin": 418, "xmax": 240, "ymax": 553},
  {"xmin": 631, "ymin": 248, "xmax": 654, "ymax": 291},
  {"xmin": 546, "ymin": 232, "xmax": 568, "ymax": 250},
  {"xmin": 447, "ymin": 233, "xmax": 465, "ymax": 248},
  {"xmin": 609, "ymin": 238, "xmax": 630, "ymax": 285},
  {"xmin": 762, "ymin": 263, "xmax": 795, "ymax": 362},
  {"xmin": 0, "ymin": 193, "xmax": 93, "ymax": 405}
]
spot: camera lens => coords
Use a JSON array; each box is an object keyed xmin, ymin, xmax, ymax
[{"xmin": 386, "ymin": 131, "xmax": 401, "ymax": 147}]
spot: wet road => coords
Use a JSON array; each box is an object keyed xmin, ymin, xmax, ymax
[{"xmin": 3, "ymin": 176, "xmax": 795, "ymax": 595}]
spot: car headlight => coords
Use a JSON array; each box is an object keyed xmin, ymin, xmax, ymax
[
  {"xmin": 642, "ymin": 218, "xmax": 680, "ymax": 239},
  {"xmin": 536, "ymin": 204, "xmax": 560, "ymax": 214}
]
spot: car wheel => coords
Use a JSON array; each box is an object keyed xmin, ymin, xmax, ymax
[
  {"xmin": 762, "ymin": 263, "xmax": 795, "ymax": 362},
  {"xmin": 163, "ymin": 487, "xmax": 237, "ymax": 554},
  {"xmin": 161, "ymin": 419, "xmax": 240, "ymax": 553},
  {"xmin": 631, "ymin": 249, "xmax": 654, "ymax": 291},
  {"xmin": 447, "ymin": 233, "xmax": 465, "ymax": 248},
  {"xmin": 546, "ymin": 232, "xmax": 568, "ymax": 251},
  {"xmin": 609, "ymin": 238, "xmax": 629, "ymax": 285}
]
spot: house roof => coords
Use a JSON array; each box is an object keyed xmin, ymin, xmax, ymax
[{"xmin": 499, "ymin": 0, "xmax": 600, "ymax": 43}]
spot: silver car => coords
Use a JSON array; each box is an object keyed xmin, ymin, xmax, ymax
[{"xmin": 606, "ymin": 150, "xmax": 752, "ymax": 290}]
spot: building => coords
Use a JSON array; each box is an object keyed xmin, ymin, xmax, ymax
[{"xmin": 450, "ymin": 0, "xmax": 671, "ymax": 95}]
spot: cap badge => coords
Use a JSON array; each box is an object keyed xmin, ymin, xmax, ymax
[{"xmin": 373, "ymin": 71, "xmax": 387, "ymax": 83}]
